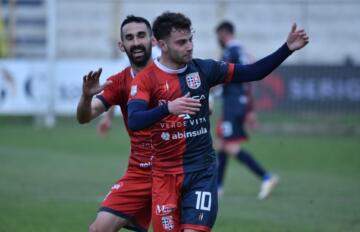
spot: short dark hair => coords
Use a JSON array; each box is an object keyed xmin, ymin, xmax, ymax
[
  {"xmin": 152, "ymin": 11, "xmax": 192, "ymax": 40},
  {"xmin": 120, "ymin": 15, "xmax": 152, "ymax": 40},
  {"xmin": 216, "ymin": 21, "xmax": 235, "ymax": 34}
]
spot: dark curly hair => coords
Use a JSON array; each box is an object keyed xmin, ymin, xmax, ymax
[{"xmin": 152, "ymin": 12, "xmax": 192, "ymax": 40}]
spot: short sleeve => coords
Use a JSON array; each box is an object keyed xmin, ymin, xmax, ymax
[
  {"xmin": 196, "ymin": 59, "xmax": 235, "ymax": 88},
  {"xmin": 97, "ymin": 75, "xmax": 121, "ymax": 107}
]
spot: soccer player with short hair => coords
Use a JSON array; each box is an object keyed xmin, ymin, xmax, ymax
[
  {"xmin": 215, "ymin": 20, "xmax": 279, "ymax": 200},
  {"xmin": 128, "ymin": 11, "xmax": 308, "ymax": 232},
  {"xmin": 77, "ymin": 15, "xmax": 155, "ymax": 232}
]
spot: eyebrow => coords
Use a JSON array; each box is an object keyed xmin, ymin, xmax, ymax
[
  {"xmin": 174, "ymin": 34, "xmax": 193, "ymax": 42},
  {"xmin": 124, "ymin": 30, "xmax": 148, "ymax": 37}
]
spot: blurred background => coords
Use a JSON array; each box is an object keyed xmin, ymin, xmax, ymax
[{"xmin": 0, "ymin": 0, "xmax": 359, "ymax": 232}]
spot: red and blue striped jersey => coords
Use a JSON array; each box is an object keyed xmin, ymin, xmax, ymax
[{"xmin": 129, "ymin": 59, "xmax": 235, "ymax": 174}]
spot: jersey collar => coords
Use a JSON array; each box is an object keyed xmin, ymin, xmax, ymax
[
  {"xmin": 154, "ymin": 58, "xmax": 187, "ymax": 74},
  {"xmin": 130, "ymin": 67, "xmax": 135, "ymax": 79}
]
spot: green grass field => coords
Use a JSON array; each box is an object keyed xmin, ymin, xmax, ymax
[{"xmin": 1, "ymin": 116, "xmax": 360, "ymax": 232}]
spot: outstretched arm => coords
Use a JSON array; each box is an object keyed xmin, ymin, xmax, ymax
[
  {"xmin": 76, "ymin": 68, "xmax": 111, "ymax": 124},
  {"xmin": 230, "ymin": 23, "xmax": 309, "ymax": 83}
]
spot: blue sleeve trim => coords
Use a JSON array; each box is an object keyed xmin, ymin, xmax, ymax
[
  {"xmin": 128, "ymin": 100, "xmax": 170, "ymax": 131},
  {"xmin": 232, "ymin": 43, "xmax": 292, "ymax": 82},
  {"xmin": 95, "ymin": 95, "xmax": 111, "ymax": 111}
]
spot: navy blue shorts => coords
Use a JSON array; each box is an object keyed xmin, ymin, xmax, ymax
[
  {"xmin": 152, "ymin": 162, "xmax": 218, "ymax": 232},
  {"xmin": 216, "ymin": 99, "xmax": 248, "ymax": 141}
]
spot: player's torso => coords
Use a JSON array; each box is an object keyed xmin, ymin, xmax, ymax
[
  {"xmin": 146, "ymin": 62, "xmax": 216, "ymax": 174},
  {"xmin": 109, "ymin": 68, "xmax": 153, "ymax": 172}
]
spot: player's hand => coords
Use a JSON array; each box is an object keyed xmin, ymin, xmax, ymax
[
  {"xmin": 168, "ymin": 92, "xmax": 202, "ymax": 115},
  {"xmin": 82, "ymin": 68, "xmax": 111, "ymax": 98},
  {"xmin": 286, "ymin": 23, "xmax": 309, "ymax": 51}
]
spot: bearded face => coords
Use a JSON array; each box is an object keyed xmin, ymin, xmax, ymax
[
  {"xmin": 120, "ymin": 22, "xmax": 153, "ymax": 67},
  {"xmin": 124, "ymin": 42, "xmax": 152, "ymax": 67}
]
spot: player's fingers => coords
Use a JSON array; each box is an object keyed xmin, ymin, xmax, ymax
[
  {"xmin": 184, "ymin": 110, "xmax": 197, "ymax": 115},
  {"xmin": 181, "ymin": 102, "xmax": 201, "ymax": 110},
  {"xmin": 95, "ymin": 68, "xmax": 103, "ymax": 80},
  {"xmin": 184, "ymin": 104, "xmax": 201, "ymax": 110},
  {"xmin": 184, "ymin": 92, "xmax": 190, "ymax": 98},
  {"xmin": 182, "ymin": 105, "xmax": 201, "ymax": 113},
  {"xmin": 291, "ymin": 22, "xmax": 297, "ymax": 33},
  {"xmin": 184, "ymin": 97, "xmax": 200, "ymax": 103},
  {"xmin": 186, "ymin": 101, "xmax": 202, "ymax": 108},
  {"xmin": 86, "ymin": 72, "xmax": 94, "ymax": 82},
  {"xmin": 186, "ymin": 106, "xmax": 201, "ymax": 114}
]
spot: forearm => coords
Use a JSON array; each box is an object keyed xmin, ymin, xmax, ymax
[
  {"xmin": 128, "ymin": 101, "xmax": 170, "ymax": 131},
  {"xmin": 231, "ymin": 43, "xmax": 292, "ymax": 83},
  {"xmin": 76, "ymin": 95, "xmax": 93, "ymax": 124}
]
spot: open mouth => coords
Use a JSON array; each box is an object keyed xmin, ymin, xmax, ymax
[{"xmin": 131, "ymin": 48, "xmax": 145, "ymax": 59}]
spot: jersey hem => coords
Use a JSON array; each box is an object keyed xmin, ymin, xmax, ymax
[
  {"xmin": 98, "ymin": 207, "xmax": 148, "ymax": 232},
  {"xmin": 181, "ymin": 223, "xmax": 211, "ymax": 232}
]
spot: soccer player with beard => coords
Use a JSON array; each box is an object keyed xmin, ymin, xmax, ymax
[
  {"xmin": 127, "ymin": 12, "xmax": 308, "ymax": 232},
  {"xmin": 77, "ymin": 15, "xmax": 155, "ymax": 232}
]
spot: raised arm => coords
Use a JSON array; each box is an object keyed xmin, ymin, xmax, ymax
[
  {"xmin": 230, "ymin": 23, "xmax": 309, "ymax": 83},
  {"xmin": 76, "ymin": 68, "xmax": 111, "ymax": 124}
]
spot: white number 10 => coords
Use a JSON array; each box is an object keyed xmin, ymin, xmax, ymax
[{"xmin": 195, "ymin": 191, "xmax": 211, "ymax": 211}]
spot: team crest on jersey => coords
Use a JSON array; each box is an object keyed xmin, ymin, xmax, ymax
[
  {"xmin": 161, "ymin": 216, "xmax": 174, "ymax": 230},
  {"xmin": 130, "ymin": 85, "xmax": 137, "ymax": 96},
  {"xmin": 186, "ymin": 72, "xmax": 201, "ymax": 89}
]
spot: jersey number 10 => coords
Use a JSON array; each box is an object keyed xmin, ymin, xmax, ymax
[{"xmin": 195, "ymin": 191, "xmax": 211, "ymax": 211}]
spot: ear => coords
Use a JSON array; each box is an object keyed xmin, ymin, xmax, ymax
[
  {"xmin": 118, "ymin": 41, "xmax": 125, "ymax": 52},
  {"xmin": 157, "ymin": 40, "xmax": 168, "ymax": 53},
  {"xmin": 151, "ymin": 36, "xmax": 157, "ymax": 47}
]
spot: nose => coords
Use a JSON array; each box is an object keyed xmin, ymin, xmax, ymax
[
  {"xmin": 133, "ymin": 37, "xmax": 140, "ymax": 45},
  {"xmin": 186, "ymin": 40, "xmax": 193, "ymax": 51}
]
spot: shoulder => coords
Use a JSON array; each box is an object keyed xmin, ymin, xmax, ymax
[
  {"xmin": 191, "ymin": 58, "xmax": 218, "ymax": 68},
  {"xmin": 191, "ymin": 58, "xmax": 223, "ymax": 72},
  {"xmin": 105, "ymin": 66, "xmax": 132, "ymax": 92},
  {"xmin": 108, "ymin": 66, "xmax": 131, "ymax": 81},
  {"xmin": 134, "ymin": 63, "xmax": 158, "ymax": 82}
]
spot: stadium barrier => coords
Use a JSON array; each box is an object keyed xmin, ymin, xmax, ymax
[{"xmin": 1, "ymin": 60, "xmax": 359, "ymax": 116}]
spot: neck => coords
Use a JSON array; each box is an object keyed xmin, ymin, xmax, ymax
[
  {"xmin": 159, "ymin": 55, "xmax": 186, "ymax": 70},
  {"xmin": 131, "ymin": 59, "xmax": 153, "ymax": 75}
]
